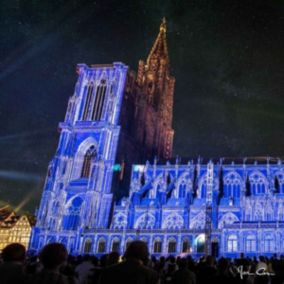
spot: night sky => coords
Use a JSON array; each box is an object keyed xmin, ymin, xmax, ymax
[{"xmin": 0, "ymin": 0, "xmax": 283, "ymax": 213}]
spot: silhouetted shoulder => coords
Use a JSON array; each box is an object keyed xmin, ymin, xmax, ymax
[{"xmin": 99, "ymin": 260, "xmax": 159, "ymax": 284}]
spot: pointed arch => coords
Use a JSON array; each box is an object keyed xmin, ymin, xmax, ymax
[
  {"xmin": 223, "ymin": 171, "xmax": 242, "ymax": 198},
  {"xmin": 97, "ymin": 237, "xmax": 107, "ymax": 253},
  {"xmin": 190, "ymin": 211, "xmax": 205, "ymax": 229},
  {"xmin": 249, "ymin": 171, "xmax": 268, "ymax": 195},
  {"xmin": 167, "ymin": 237, "xmax": 177, "ymax": 253},
  {"xmin": 218, "ymin": 212, "xmax": 239, "ymax": 229},
  {"xmin": 196, "ymin": 234, "xmax": 205, "ymax": 253},
  {"xmin": 182, "ymin": 238, "xmax": 191, "ymax": 253},
  {"xmin": 148, "ymin": 173, "xmax": 166, "ymax": 198},
  {"xmin": 153, "ymin": 237, "xmax": 162, "ymax": 253},
  {"xmin": 134, "ymin": 213, "xmax": 155, "ymax": 229},
  {"xmin": 92, "ymin": 79, "xmax": 107, "ymax": 121},
  {"xmin": 111, "ymin": 237, "xmax": 121, "ymax": 252},
  {"xmin": 71, "ymin": 137, "xmax": 98, "ymax": 180},
  {"xmin": 173, "ymin": 172, "xmax": 192, "ymax": 198},
  {"xmin": 275, "ymin": 170, "xmax": 284, "ymax": 193},
  {"xmin": 83, "ymin": 238, "xmax": 92, "ymax": 254},
  {"xmin": 81, "ymin": 145, "xmax": 97, "ymax": 178},
  {"xmin": 83, "ymin": 82, "xmax": 94, "ymax": 120},
  {"xmin": 112, "ymin": 213, "xmax": 127, "ymax": 229},
  {"xmin": 162, "ymin": 213, "xmax": 184, "ymax": 230}
]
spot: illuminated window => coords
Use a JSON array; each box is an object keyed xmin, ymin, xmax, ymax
[
  {"xmin": 111, "ymin": 239, "xmax": 120, "ymax": 252},
  {"xmin": 92, "ymin": 80, "xmax": 107, "ymax": 121},
  {"xmin": 182, "ymin": 239, "xmax": 190, "ymax": 253},
  {"xmin": 153, "ymin": 239, "xmax": 162, "ymax": 253},
  {"xmin": 97, "ymin": 238, "xmax": 106, "ymax": 253},
  {"xmin": 196, "ymin": 234, "xmax": 205, "ymax": 253},
  {"xmin": 83, "ymin": 239, "xmax": 92, "ymax": 254},
  {"xmin": 245, "ymin": 235, "xmax": 256, "ymax": 252},
  {"xmin": 264, "ymin": 235, "xmax": 274, "ymax": 252},
  {"xmin": 227, "ymin": 235, "xmax": 238, "ymax": 252},
  {"xmin": 224, "ymin": 172, "xmax": 241, "ymax": 198},
  {"xmin": 81, "ymin": 145, "xmax": 97, "ymax": 178},
  {"xmin": 83, "ymin": 82, "xmax": 94, "ymax": 120},
  {"xmin": 168, "ymin": 239, "xmax": 176, "ymax": 253},
  {"xmin": 249, "ymin": 172, "xmax": 267, "ymax": 195}
]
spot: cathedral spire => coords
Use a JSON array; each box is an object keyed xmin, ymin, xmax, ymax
[{"xmin": 146, "ymin": 17, "xmax": 169, "ymax": 66}]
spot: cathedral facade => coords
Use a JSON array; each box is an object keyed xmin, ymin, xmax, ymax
[{"xmin": 30, "ymin": 20, "xmax": 284, "ymax": 258}]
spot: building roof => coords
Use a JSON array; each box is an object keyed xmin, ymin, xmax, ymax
[
  {"xmin": 0, "ymin": 205, "xmax": 15, "ymax": 223},
  {"xmin": 0, "ymin": 205, "xmax": 34, "ymax": 228}
]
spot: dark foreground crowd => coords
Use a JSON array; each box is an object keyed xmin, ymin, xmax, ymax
[{"xmin": 1, "ymin": 241, "xmax": 284, "ymax": 284}]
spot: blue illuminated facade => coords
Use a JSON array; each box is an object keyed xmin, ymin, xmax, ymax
[
  {"xmin": 30, "ymin": 62, "xmax": 128, "ymax": 254},
  {"xmin": 110, "ymin": 159, "xmax": 284, "ymax": 258},
  {"xmin": 30, "ymin": 21, "xmax": 284, "ymax": 258}
]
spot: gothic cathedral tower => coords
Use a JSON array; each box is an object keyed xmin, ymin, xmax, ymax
[
  {"xmin": 119, "ymin": 18, "xmax": 175, "ymax": 163},
  {"xmin": 30, "ymin": 63, "xmax": 128, "ymax": 253},
  {"xmin": 136, "ymin": 17, "xmax": 175, "ymax": 160}
]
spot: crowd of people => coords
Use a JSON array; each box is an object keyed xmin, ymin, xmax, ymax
[{"xmin": 0, "ymin": 241, "xmax": 284, "ymax": 284}]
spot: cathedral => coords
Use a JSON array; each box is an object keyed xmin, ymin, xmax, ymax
[{"xmin": 30, "ymin": 19, "xmax": 284, "ymax": 258}]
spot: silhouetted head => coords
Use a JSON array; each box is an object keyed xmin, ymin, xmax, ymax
[
  {"xmin": 124, "ymin": 241, "xmax": 149, "ymax": 264},
  {"xmin": 40, "ymin": 243, "xmax": 67, "ymax": 269},
  {"xmin": 178, "ymin": 258, "xmax": 188, "ymax": 269},
  {"xmin": 108, "ymin": 251, "xmax": 120, "ymax": 265},
  {"xmin": 206, "ymin": 255, "xmax": 215, "ymax": 266},
  {"xmin": 2, "ymin": 243, "xmax": 26, "ymax": 262},
  {"xmin": 218, "ymin": 257, "xmax": 229, "ymax": 272}
]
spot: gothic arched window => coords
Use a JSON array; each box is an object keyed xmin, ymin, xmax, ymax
[
  {"xmin": 275, "ymin": 172, "xmax": 284, "ymax": 193},
  {"xmin": 162, "ymin": 214, "xmax": 184, "ymax": 230},
  {"xmin": 81, "ymin": 145, "xmax": 97, "ymax": 178},
  {"xmin": 224, "ymin": 172, "xmax": 242, "ymax": 198},
  {"xmin": 196, "ymin": 234, "xmax": 205, "ymax": 253},
  {"xmin": 182, "ymin": 239, "xmax": 190, "ymax": 253},
  {"xmin": 153, "ymin": 239, "xmax": 162, "ymax": 253},
  {"xmin": 97, "ymin": 238, "xmax": 106, "ymax": 253},
  {"xmin": 135, "ymin": 214, "xmax": 155, "ymax": 230},
  {"xmin": 83, "ymin": 239, "xmax": 92, "ymax": 254},
  {"xmin": 92, "ymin": 79, "xmax": 107, "ymax": 121},
  {"xmin": 249, "ymin": 172, "xmax": 267, "ymax": 195},
  {"xmin": 111, "ymin": 238, "xmax": 120, "ymax": 252},
  {"xmin": 83, "ymin": 82, "xmax": 94, "ymax": 120},
  {"xmin": 168, "ymin": 239, "xmax": 176, "ymax": 253}
]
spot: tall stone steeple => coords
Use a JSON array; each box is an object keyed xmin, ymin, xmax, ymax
[
  {"xmin": 146, "ymin": 17, "xmax": 169, "ymax": 70},
  {"xmin": 134, "ymin": 18, "xmax": 175, "ymax": 160},
  {"xmin": 114, "ymin": 18, "xmax": 175, "ymax": 199}
]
